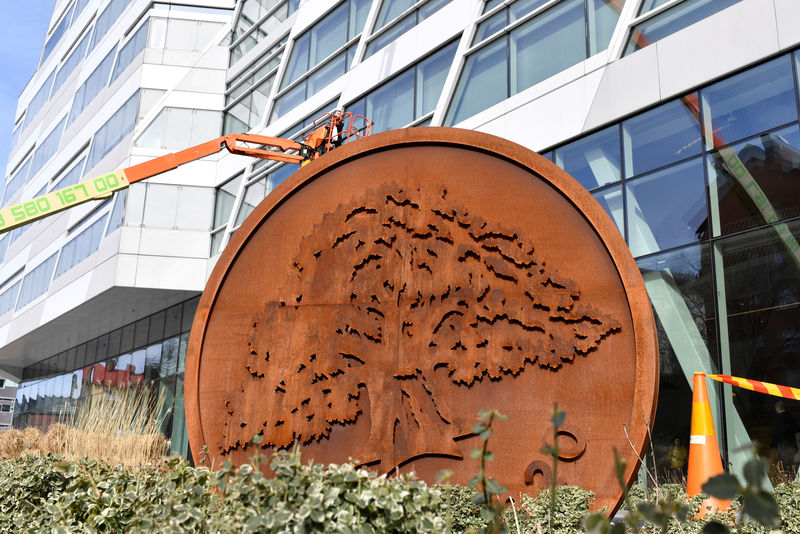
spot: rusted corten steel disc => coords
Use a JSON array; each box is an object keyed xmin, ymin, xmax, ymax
[{"xmin": 185, "ymin": 128, "xmax": 658, "ymax": 513}]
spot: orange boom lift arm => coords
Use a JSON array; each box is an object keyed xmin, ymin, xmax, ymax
[{"xmin": 0, "ymin": 111, "xmax": 372, "ymax": 235}]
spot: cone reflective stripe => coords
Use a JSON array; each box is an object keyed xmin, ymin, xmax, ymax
[
  {"xmin": 706, "ymin": 373, "xmax": 800, "ymax": 401},
  {"xmin": 687, "ymin": 372, "xmax": 730, "ymax": 516}
]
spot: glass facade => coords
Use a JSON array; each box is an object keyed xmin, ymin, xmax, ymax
[
  {"xmin": 446, "ymin": 0, "xmax": 624, "ymax": 125},
  {"xmin": 364, "ymin": 0, "xmax": 451, "ymax": 58},
  {"xmin": 625, "ymin": 0, "xmax": 745, "ymax": 55},
  {"xmin": 14, "ymin": 297, "xmax": 200, "ymax": 459},
  {"xmin": 547, "ymin": 48, "xmax": 800, "ymax": 479}
]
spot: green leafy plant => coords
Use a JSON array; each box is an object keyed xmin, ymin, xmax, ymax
[
  {"xmin": 467, "ymin": 409, "xmax": 509, "ymax": 534},
  {"xmin": 701, "ymin": 456, "xmax": 780, "ymax": 533}
]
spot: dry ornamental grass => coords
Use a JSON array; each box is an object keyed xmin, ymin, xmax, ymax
[{"xmin": 0, "ymin": 385, "xmax": 169, "ymax": 468}]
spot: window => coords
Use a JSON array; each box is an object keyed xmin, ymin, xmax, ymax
[
  {"xmin": 68, "ymin": 45, "xmax": 118, "ymax": 125},
  {"xmin": 106, "ymin": 189, "xmax": 127, "ymax": 235},
  {"xmin": 26, "ymin": 71, "xmax": 56, "ymax": 125},
  {"xmin": 347, "ymin": 41, "xmax": 458, "ymax": 133},
  {"xmin": 554, "ymin": 125, "xmax": 621, "ymax": 191},
  {"xmin": 223, "ymin": 40, "xmax": 285, "ymax": 133},
  {"xmin": 51, "ymin": 156, "xmax": 87, "ymax": 191},
  {"xmin": 9, "ymin": 185, "xmax": 46, "ymax": 245},
  {"xmin": 53, "ymin": 29, "xmax": 93, "ymax": 96},
  {"xmin": 271, "ymin": 0, "xmax": 370, "ymax": 121},
  {"xmin": 90, "ymin": 0, "xmax": 128, "ymax": 51},
  {"xmin": 364, "ymin": 0, "xmax": 451, "ymax": 58},
  {"xmin": 229, "ymin": 0, "xmax": 299, "ymax": 65},
  {"xmin": 86, "ymin": 91, "xmax": 141, "ymax": 171},
  {"xmin": 31, "ymin": 118, "xmax": 67, "ymax": 181},
  {"xmin": 42, "ymin": 3, "xmax": 76, "ymax": 64},
  {"xmin": 0, "ymin": 234, "xmax": 9, "ymax": 265},
  {"xmin": 213, "ymin": 173, "xmax": 243, "ymax": 233},
  {"xmin": 0, "ymin": 274, "xmax": 21, "ymax": 316},
  {"xmin": 111, "ymin": 20, "xmax": 149, "ymax": 83},
  {"xmin": 624, "ymin": 0, "xmax": 745, "ymax": 55},
  {"xmin": 16, "ymin": 253, "xmax": 58, "ymax": 310},
  {"xmin": 136, "ymin": 107, "xmax": 222, "ymax": 149},
  {"xmin": 701, "ymin": 55, "xmax": 797, "ymax": 150},
  {"xmin": 626, "ymin": 158, "xmax": 708, "ymax": 256},
  {"xmin": 55, "ymin": 214, "xmax": 109, "ymax": 278},
  {"xmin": 446, "ymin": 0, "xmax": 624, "ymax": 125},
  {"xmin": 622, "ymin": 96, "xmax": 702, "ymax": 178},
  {"xmin": 707, "ymin": 125, "xmax": 800, "ymax": 237},
  {"xmin": 3, "ymin": 157, "xmax": 33, "ymax": 206}
]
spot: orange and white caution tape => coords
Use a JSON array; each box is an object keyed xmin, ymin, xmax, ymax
[{"xmin": 704, "ymin": 373, "xmax": 800, "ymax": 401}]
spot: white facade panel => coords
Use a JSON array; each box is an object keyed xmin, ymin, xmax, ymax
[{"xmin": 655, "ymin": 0, "xmax": 779, "ymax": 100}]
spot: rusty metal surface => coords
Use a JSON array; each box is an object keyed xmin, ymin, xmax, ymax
[{"xmin": 185, "ymin": 128, "xmax": 659, "ymax": 513}]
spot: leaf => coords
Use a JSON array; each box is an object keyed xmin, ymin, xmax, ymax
[
  {"xmin": 485, "ymin": 479, "xmax": 502, "ymax": 495},
  {"xmin": 471, "ymin": 423, "xmax": 487, "ymax": 435},
  {"xmin": 479, "ymin": 429, "xmax": 493, "ymax": 440},
  {"xmin": 742, "ymin": 489, "xmax": 780, "ymax": 528},
  {"xmin": 701, "ymin": 474, "xmax": 740, "ymax": 500},
  {"xmin": 742, "ymin": 458, "xmax": 766, "ymax": 489},
  {"xmin": 551, "ymin": 410, "xmax": 566, "ymax": 428},
  {"xmin": 582, "ymin": 512, "xmax": 610, "ymax": 534},
  {"xmin": 470, "ymin": 449, "xmax": 483, "ymax": 459},
  {"xmin": 702, "ymin": 520, "xmax": 730, "ymax": 534}
]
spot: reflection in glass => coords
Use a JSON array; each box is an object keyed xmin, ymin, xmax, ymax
[
  {"xmin": 587, "ymin": 0, "xmax": 622, "ymax": 55},
  {"xmin": 702, "ymin": 55, "xmax": 797, "ymax": 149},
  {"xmin": 161, "ymin": 337, "xmax": 180, "ymax": 378},
  {"xmin": 446, "ymin": 37, "xmax": 506, "ymax": 125},
  {"xmin": 159, "ymin": 377, "xmax": 176, "ymax": 438},
  {"xmin": 510, "ymin": 0, "xmax": 584, "ymax": 94},
  {"xmin": 369, "ymin": 70, "xmax": 415, "ymax": 132},
  {"xmin": 718, "ymin": 221, "xmax": 800, "ymax": 477},
  {"xmin": 707, "ymin": 125, "xmax": 800, "ymax": 236},
  {"xmin": 172, "ymin": 376, "xmax": 188, "ymax": 457},
  {"xmin": 626, "ymin": 158, "xmax": 708, "ymax": 257},
  {"xmin": 473, "ymin": 10, "xmax": 506, "ymax": 44},
  {"xmin": 145, "ymin": 344, "xmax": 162, "ymax": 381},
  {"xmin": 623, "ymin": 96, "xmax": 702, "ymax": 178},
  {"xmin": 555, "ymin": 125, "xmax": 621, "ymax": 190},
  {"xmin": 624, "ymin": 0, "xmax": 745, "ymax": 55},
  {"xmin": 592, "ymin": 184, "xmax": 624, "ymax": 237},
  {"xmin": 637, "ymin": 244, "xmax": 717, "ymax": 479}
]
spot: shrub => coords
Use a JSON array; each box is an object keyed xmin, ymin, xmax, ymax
[
  {"xmin": 436, "ymin": 484, "xmax": 485, "ymax": 533},
  {"xmin": 774, "ymin": 480, "xmax": 800, "ymax": 534},
  {"xmin": 0, "ymin": 448, "xmax": 447, "ymax": 533},
  {"xmin": 509, "ymin": 486, "xmax": 595, "ymax": 534},
  {"xmin": 0, "ymin": 429, "xmax": 23, "ymax": 459},
  {"xmin": 22, "ymin": 427, "xmax": 42, "ymax": 452}
]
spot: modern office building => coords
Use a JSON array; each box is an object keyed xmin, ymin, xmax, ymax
[{"xmin": 3, "ymin": 0, "xmax": 799, "ymax": 479}]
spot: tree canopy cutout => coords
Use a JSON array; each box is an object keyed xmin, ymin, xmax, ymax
[{"xmin": 219, "ymin": 183, "xmax": 621, "ymax": 468}]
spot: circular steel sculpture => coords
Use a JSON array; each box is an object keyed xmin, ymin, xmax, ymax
[{"xmin": 185, "ymin": 128, "xmax": 658, "ymax": 512}]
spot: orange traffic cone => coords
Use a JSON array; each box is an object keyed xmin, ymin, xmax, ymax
[{"xmin": 687, "ymin": 372, "xmax": 730, "ymax": 516}]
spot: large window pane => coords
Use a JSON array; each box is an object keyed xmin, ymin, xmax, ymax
[
  {"xmin": 587, "ymin": 0, "xmax": 623, "ymax": 55},
  {"xmin": 417, "ymin": 41, "xmax": 458, "ymax": 116},
  {"xmin": 707, "ymin": 125, "xmax": 800, "ymax": 237},
  {"xmin": 625, "ymin": 0, "xmax": 744, "ymax": 55},
  {"xmin": 719, "ymin": 221, "xmax": 800, "ymax": 476},
  {"xmin": 623, "ymin": 96, "xmax": 702, "ymax": 178},
  {"xmin": 555, "ymin": 125, "xmax": 621, "ymax": 190},
  {"xmin": 626, "ymin": 158, "xmax": 708, "ymax": 257},
  {"xmin": 592, "ymin": 184, "xmax": 624, "ymax": 237},
  {"xmin": 638, "ymin": 244, "xmax": 717, "ymax": 479},
  {"xmin": 367, "ymin": 70, "xmax": 414, "ymax": 132},
  {"xmin": 445, "ymin": 37, "xmax": 507, "ymax": 125},
  {"xmin": 702, "ymin": 55, "xmax": 797, "ymax": 149},
  {"xmin": 510, "ymin": 0, "xmax": 584, "ymax": 95}
]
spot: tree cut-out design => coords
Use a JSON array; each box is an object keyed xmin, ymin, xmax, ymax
[{"xmin": 219, "ymin": 183, "xmax": 621, "ymax": 468}]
